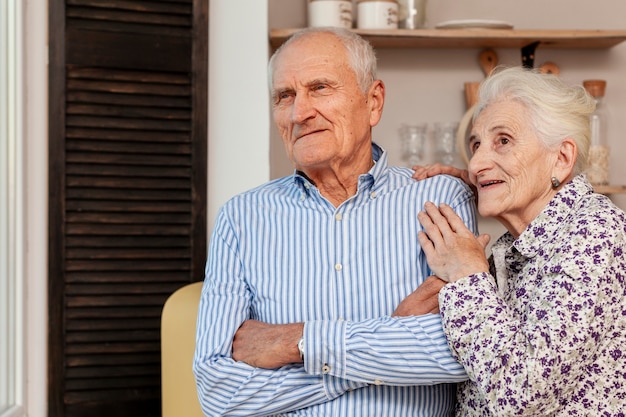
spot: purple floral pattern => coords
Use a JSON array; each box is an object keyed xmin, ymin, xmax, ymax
[{"xmin": 440, "ymin": 175, "xmax": 626, "ymax": 416}]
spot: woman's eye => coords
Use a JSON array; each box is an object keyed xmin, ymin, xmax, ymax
[
  {"xmin": 499, "ymin": 137, "xmax": 510, "ymax": 145},
  {"xmin": 469, "ymin": 141, "xmax": 480, "ymax": 154}
]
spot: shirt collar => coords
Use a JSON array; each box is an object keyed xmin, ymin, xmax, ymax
[{"xmin": 293, "ymin": 142, "xmax": 388, "ymax": 192}]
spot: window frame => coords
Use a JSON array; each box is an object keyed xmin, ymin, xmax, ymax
[{"xmin": 0, "ymin": 0, "xmax": 25, "ymax": 415}]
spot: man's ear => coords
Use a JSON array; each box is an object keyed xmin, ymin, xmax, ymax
[
  {"xmin": 554, "ymin": 138, "xmax": 577, "ymax": 178},
  {"xmin": 368, "ymin": 80, "xmax": 385, "ymax": 127}
]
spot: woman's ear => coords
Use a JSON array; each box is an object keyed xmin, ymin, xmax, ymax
[{"xmin": 555, "ymin": 138, "xmax": 577, "ymax": 178}]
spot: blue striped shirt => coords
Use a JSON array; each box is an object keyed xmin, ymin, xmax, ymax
[{"xmin": 194, "ymin": 144, "xmax": 476, "ymax": 416}]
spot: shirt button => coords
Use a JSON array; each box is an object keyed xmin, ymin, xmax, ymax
[
  {"xmin": 322, "ymin": 364, "xmax": 331, "ymax": 373},
  {"xmin": 335, "ymin": 213, "xmax": 343, "ymax": 221},
  {"xmin": 373, "ymin": 379, "xmax": 383, "ymax": 385},
  {"xmin": 370, "ymin": 191, "xmax": 377, "ymax": 199},
  {"xmin": 300, "ymin": 194, "xmax": 305, "ymax": 201},
  {"xmin": 334, "ymin": 263, "xmax": 343, "ymax": 271}
]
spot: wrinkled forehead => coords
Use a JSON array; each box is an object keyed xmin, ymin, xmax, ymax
[{"xmin": 271, "ymin": 34, "xmax": 353, "ymax": 87}]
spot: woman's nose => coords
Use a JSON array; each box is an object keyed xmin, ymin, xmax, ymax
[{"xmin": 467, "ymin": 146, "xmax": 490, "ymax": 178}]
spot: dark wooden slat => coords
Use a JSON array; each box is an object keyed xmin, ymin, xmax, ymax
[
  {"xmin": 66, "ymin": 399, "xmax": 160, "ymax": 417},
  {"xmin": 66, "ymin": 104, "xmax": 191, "ymax": 120},
  {"xmin": 65, "ymin": 175, "xmax": 191, "ymax": 189},
  {"xmin": 190, "ymin": 0, "xmax": 209, "ymax": 284},
  {"xmin": 66, "ymin": 28, "xmax": 190, "ymax": 72},
  {"xmin": 67, "ymin": 92, "xmax": 190, "ymax": 108},
  {"xmin": 66, "ymin": 139, "xmax": 191, "ymax": 154},
  {"xmin": 67, "ymin": 17, "xmax": 190, "ymax": 38},
  {"xmin": 65, "ymin": 257, "xmax": 190, "ymax": 270},
  {"xmin": 66, "ymin": 187, "xmax": 190, "ymax": 200},
  {"xmin": 66, "ymin": 341, "xmax": 160, "ymax": 355},
  {"xmin": 67, "ymin": 7, "xmax": 191, "ymax": 27},
  {"xmin": 66, "ymin": 199, "xmax": 191, "ymax": 212},
  {"xmin": 66, "ymin": 282, "xmax": 182, "ymax": 295},
  {"xmin": 67, "ymin": 294, "xmax": 170, "ymax": 307},
  {"xmin": 66, "ymin": 375, "xmax": 159, "ymax": 390},
  {"xmin": 66, "ymin": 212, "xmax": 190, "ymax": 225},
  {"xmin": 66, "ymin": 127, "xmax": 190, "ymax": 142},
  {"xmin": 65, "ymin": 235, "xmax": 190, "ymax": 248},
  {"xmin": 67, "ymin": 79, "xmax": 190, "ymax": 96},
  {"xmin": 67, "ymin": 352, "xmax": 161, "ymax": 367},
  {"xmin": 65, "ymin": 271, "xmax": 191, "ymax": 283},
  {"xmin": 66, "ymin": 364, "xmax": 160, "ymax": 379},
  {"xmin": 67, "ymin": 0, "xmax": 191, "ymax": 15},
  {"xmin": 66, "ymin": 306, "xmax": 163, "ymax": 319},
  {"xmin": 66, "ymin": 152, "xmax": 190, "ymax": 166},
  {"xmin": 66, "ymin": 163, "xmax": 191, "ymax": 178},
  {"xmin": 67, "ymin": 329, "xmax": 160, "ymax": 344},
  {"xmin": 67, "ymin": 318, "xmax": 161, "ymax": 331},
  {"xmin": 65, "ymin": 115, "xmax": 191, "ymax": 131},
  {"xmin": 66, "ymin": 247, "xmax": 191, "ymax": 259},
  {"xmin": 68, "ymin": 67, "xmax": 190, "ymax": 85},
  {"xmin": 48, "ymin": 0, "xmax": 68, "ymax": 411}
]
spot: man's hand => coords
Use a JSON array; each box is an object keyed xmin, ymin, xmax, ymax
[
  {"xmin": 232, "ymin": 320, "xmax": 304, "ymax": 369},
  {"xmin": 392, "ymin": 275, "xmax": 446, "ymax": 316}
]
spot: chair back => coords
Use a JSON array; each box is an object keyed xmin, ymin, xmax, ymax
[{"xmin": 161, "ymin": 281, "xmax": 205, "ymax": 417}]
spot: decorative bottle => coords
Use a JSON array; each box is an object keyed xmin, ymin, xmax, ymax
[{"xmin": 583, "ymin": 79, "xmax": 609, "ymax": 186}]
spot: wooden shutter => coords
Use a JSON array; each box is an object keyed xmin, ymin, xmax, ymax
[{"xmin": 48, "ymin": 0, "xmax": 208, "ymax": 416}]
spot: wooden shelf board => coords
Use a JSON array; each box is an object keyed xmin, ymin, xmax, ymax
[
  {"xmin": 270, "ymin": 28, "xmax": 626, "ymax": 51},
  {"xmin": 594, "ymin": 185, "xmax": 626, "ymax": 195}
]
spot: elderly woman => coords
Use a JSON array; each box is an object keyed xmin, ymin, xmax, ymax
[{"xmin": 414, "ymin": 66, "xmax": 626, "ymax": 416}]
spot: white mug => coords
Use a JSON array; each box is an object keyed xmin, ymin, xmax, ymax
[
  {"xmin": 357, "ymin": 0, "xmax": 399, "ymax": 29},
  {"xmin": 308, "ymin": 0, "xmax": 353, "ymax": 29}
]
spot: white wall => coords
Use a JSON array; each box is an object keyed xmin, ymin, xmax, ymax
[
  {"xmin": 207, "ymin": 1, "xmax": 270, "ymax": 229},
  {"xmin": 23, "ymin": 0, "xmax": 48, "ymax": 415}
]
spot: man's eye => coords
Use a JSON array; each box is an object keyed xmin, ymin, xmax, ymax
[
  {"xmin": 499, "ymin": 137, "xmax": 509, "ymax": 145},
  {"xmin": 313, "ymin": 84, "xmax": 327, "ymax": 91}
]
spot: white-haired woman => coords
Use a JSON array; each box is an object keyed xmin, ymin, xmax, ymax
[{"xmin": 414, "ymin": 66, "xmax": 626, "ymax": 416}]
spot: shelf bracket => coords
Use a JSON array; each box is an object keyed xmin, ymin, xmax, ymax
[{"xmin": 521, "ymin": 41, "xmax": 541, "ymax": 68}]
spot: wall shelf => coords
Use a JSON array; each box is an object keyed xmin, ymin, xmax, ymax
[
  {"xmin": 595, "ymin": 185, "xmax": 626, "ymax": 195},
  {"xmin": 270, "ymin": 28, "xmax": 626, "ymax": 51}
]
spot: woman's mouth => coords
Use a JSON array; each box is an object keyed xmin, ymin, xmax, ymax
[{"xmin": 479, "ymin": 180, "xmax": 504, "ymax": 189}]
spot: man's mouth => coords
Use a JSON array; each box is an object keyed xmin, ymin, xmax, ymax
[{"xmin": 296, "ymin": 129, "xmax": 323, "ymax": 140}]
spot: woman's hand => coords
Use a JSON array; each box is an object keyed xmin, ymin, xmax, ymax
[
  {"xmin": 412, "ymin": 164, "xmax": 476, "ymax": 196},
  {"xmin": 418, "ymin": 202, "xmax": 491, "ymax": 282},
  {"xmin": 412, "ymin": 163, "xmax": 471, "ymax": 184}
]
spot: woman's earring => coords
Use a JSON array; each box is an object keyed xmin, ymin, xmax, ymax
[{"xmin": 551, "ymin": 177, "xmax": 561, "ymax": 188}]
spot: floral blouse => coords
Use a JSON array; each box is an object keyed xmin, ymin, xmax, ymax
[{"xmin": 439, "ymin": 174, "xmax": 626, "ymax": 416}]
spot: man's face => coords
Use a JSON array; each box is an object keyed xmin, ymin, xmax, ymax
[{"xmin": 271, "ymin": 33, "xmax": 381, "ymax": 174}]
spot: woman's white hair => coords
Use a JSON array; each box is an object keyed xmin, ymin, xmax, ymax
[
  {"xmin": 474, "ymin": 66, "xmax": 596, "ymax": 175},
  {"xmin": 268, "ymin": 27, "xmax": 377, "ymax": 94}
]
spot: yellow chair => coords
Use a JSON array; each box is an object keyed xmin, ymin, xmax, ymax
[{"xmin": 161, "ymin": 281, "xmax": 205, "ymax": 417}]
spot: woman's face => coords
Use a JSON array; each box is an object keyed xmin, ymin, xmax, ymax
[{"xmin": 467, "ymin": 99, "xmax": 559, "ymax": 237}]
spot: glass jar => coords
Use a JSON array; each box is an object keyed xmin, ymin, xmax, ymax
[
  {"xmin": 397, "ymin": 0, "xmax": 427, "ymax": 29},
  {"xmin": 583, "ymin": 80, "xmax": 609, "ymax": 186}
]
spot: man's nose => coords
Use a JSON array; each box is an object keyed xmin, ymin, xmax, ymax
[{"xmin": 291, "ymin": 93, "xmax": 315, "ymax": 123}]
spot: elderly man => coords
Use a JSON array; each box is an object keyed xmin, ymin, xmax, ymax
[{"xmin": 193, "ymin": 27, "xmax": 476, "ymax": 416}]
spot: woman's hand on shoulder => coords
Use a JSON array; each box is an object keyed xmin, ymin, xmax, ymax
[{"xmin": 412, "ymin": 164, "xmax": 472, "ymax": 186}]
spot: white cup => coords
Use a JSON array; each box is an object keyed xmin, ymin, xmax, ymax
[
  {"xmin": 308, "ymin": 0, "xmax": 353, "ymax": 29},
  {"xmin": 357, "ymin": 0, "xmax": 399, "ymax": 29}
]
